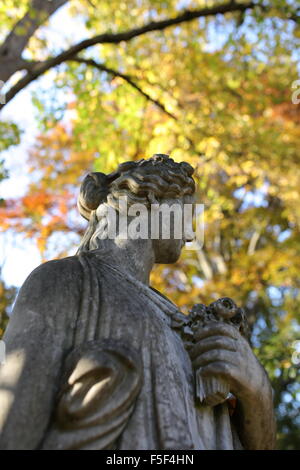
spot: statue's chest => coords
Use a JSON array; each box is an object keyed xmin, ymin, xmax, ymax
[{"xmin": 95, "ymin": 285, "xmax": 175, "ymax": 348}]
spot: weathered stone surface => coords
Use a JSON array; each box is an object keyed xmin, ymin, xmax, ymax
[{"xmin": 0, "ymin": 154, "xmax": 276, "ymax": 449}]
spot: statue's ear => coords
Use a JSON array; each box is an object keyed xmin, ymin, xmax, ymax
[{"xmin": 78, "ymin": 172, "xmax": 109, "ymax": 220}]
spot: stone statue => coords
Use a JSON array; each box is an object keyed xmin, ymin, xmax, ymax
[{"xmin": 0, "ymin": 154, "xmax": 276, "ymax": 450}]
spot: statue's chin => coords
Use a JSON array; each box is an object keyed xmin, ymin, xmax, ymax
[
  {"xmin": 155, "ymin": 249, "xmax": 182, "ymax": 264},
  {"xmin": 153, "ymin": 238, "xmax": 184, "ymax": 264}
]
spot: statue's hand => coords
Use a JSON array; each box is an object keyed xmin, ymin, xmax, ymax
[{"xmin": 189, "ymin": 322, "xmax": 269, "ymax": 402}]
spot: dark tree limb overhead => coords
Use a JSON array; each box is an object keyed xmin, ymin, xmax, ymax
[
  {"xmin": 0, "ymin": 1, "xmax": 256, "ymax": 110},
  {"xmin": 0, "ymin": 0, "xmax": 68, "ymax": 82},
  {"xmin": 69, "ymin": 56, "xmax": 178, "ymax": 120},
  {"xmin": 0, "ymin": 0, "xmax": 298, "ymax": 111}
]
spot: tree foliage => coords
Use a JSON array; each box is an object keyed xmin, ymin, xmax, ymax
[{"xmin": 0, "ymin": 0, "xmax": 299, "ymax": 449}]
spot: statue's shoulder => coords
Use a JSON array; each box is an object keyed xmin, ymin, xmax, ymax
[
  {"xmin": 19, "ymin": 255, "xmax": 84, "ymax": 301},
  {"xmin": 28, "ymin": 255, "xmax": 82, "ymax": 281},
  {"xmin": 6, "ymin": 256, "xmax": 86, "ymax": 328}
]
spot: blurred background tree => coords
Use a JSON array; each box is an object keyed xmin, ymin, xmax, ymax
[{"xmin": 0, "ymin": 0, "xmax": 299, "ymax": 449}]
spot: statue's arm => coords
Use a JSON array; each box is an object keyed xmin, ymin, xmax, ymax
[
  {"xmin": 0, "ymin": 257, "xmax": 82, "ymax": 449},
  {"xmin": 231, "ymin": 361, "xmax": 276, "ymax": 450},
  {"xmin": 189, "ymin": 322, "xmax": 276, "ymax": 449}
]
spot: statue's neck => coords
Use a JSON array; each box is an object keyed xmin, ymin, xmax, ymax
[{"xmin": 92, "ymin": 238, "xmax": 155, "ymax": 286}]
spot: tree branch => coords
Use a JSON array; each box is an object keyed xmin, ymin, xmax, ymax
[
  {"xmin": 0, "ymin": 0, "xmax": 68, "ymax": 82},
  {"xmin": 69, "ymin": 56, "xmax": 177, "ymax": 119},
  {"xmin": 248, "ymin": 230, "xmax": 261, "ymax": 255},
  {"xmin": 197, "ymin": 248, "xmax": 214, "ymax": 280},
  {"xmin": 0, "ymin": 1, "xmax": 256, "ymax": 110}
]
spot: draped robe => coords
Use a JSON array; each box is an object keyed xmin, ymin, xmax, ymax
[{"xmin": 0, "ymin": 250, "xmax": 243, "ymax": 450}]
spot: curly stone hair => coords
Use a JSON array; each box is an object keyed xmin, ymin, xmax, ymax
[{"xmin": 77, "ymin": 154, "xmax": 195, "ymax": 252}]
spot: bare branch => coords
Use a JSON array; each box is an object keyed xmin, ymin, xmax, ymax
[
  {"xmin": 0, "ymin": 1, "xmax": 256, "ymax": 110},
  {"xmin": 0, "ymin": 0, "xmax": 68, "ymax": 82},
  {"xmin": 69, "ymin": 56, "xmax": 177, "ymax": 119},
  {"xmin": 197, "ymin": 249, "xmax": 213, "ymax": 280},
  {"xmin": 248, "ymin": 230, "xmax": 261, "ymax": 255},
  {"xmin": 40, "ymin": 1, "xmax": 256, "ymax": 57}
]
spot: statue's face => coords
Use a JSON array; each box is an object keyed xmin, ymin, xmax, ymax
[
  {"xmin": 91, "ymin": 194, "xmax": 195, "ymax": 264},
  {"xmin": 151, "ymin": 197, "xmax": 195, "ymax": 264}
]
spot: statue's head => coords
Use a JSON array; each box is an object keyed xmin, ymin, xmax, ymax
[{"xmin": 77, "ymin": 154, "xmax": 196, "ymax": 263}]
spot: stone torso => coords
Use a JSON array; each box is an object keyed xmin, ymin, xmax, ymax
[{"xmin": 41, "ymin": 252, "xmax": 242, "ymax": 450}]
